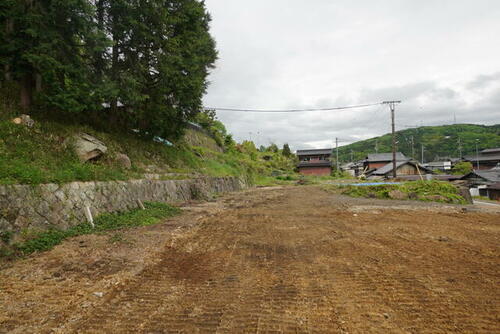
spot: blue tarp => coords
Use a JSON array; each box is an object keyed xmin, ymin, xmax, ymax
[{"xmin": 350, "ymin": 182, "xmax": 402, "ymax": 187}]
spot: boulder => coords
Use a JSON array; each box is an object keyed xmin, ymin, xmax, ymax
[
  {"xmin": 388, "ymin": 190, "xmax": 408, "ymax": 200},
  {"xmin": 12, "ymin": 114, "xmax": 35, "ymax": 128},
  {"xmin": 115, "ymin": 153, "xmax": 132, "ymax": 169},
  {"xmin": 73, "ymin": 133, "xmax": 107, "ymax": 162}
]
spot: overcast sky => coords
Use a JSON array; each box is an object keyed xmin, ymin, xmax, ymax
[{"xmin": 202, "ymin": 0, "xmax": 500, "ymax": 150}]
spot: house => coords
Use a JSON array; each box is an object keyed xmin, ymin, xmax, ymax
[
  {"xmin": 486, "ymin": 183, "xmax": 500, "ymax": 201},
  {"xmin": 460, "ymin": 168, "xmax": 500, "ymax": 197},
  {"xmin": 363, "ymin": 152, "xmax": 408, "ymax": 170},
  {"xmin": 423, "ymin": 158, "xmax": 458, "ymax": 172},
  {"xmin": 367, "ymin": 160, "xmax": 431, "ymax": 179},
  {"xmin": 340, "ymin": 162, "xmax": 363, "ymax": 177},
  {"xmin": 296, "ymin": 148, "xmax": 333, "ymax": 176},
  {"xmin": 464, "ymin": 148, "xmax": 500, "ymax": 170}
]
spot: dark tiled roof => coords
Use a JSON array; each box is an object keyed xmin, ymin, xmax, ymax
[
  {"xmin": 463, "ymin": 154, "xmax": 500, "ymax": 162},
  {"xmin": 488, "ymin": 182, "xmax": 500, "ymax": 190},
  {"xmin": 366, "ymin": 152, "xmax": 407, "ymax": 162},
  {"xmin": 462, "ymin": 170, "xmax": 500, "ymax": 183},
  {"xmin": 297, "ymin": 161, "xmax": 332, "ymax": 168},
  {"xmin": 481, "ymin": 148, "xmax": 500, "ymax": 154},
  {"xmin": 296, "ymin": 148, "xmax": 333, "ymax": 156},
  {"xmin": 371, "ymin": 160, "xmax": 430, "ymax": 176}
]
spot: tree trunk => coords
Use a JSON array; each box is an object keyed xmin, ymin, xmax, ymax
[
  {"xmin": 35, "ymin": 73, "xmax": 42, "ymax": 92},
  {"xmin": 20, "ymin": 73, "xmax": 33, "ymax": 110},
  {"xmin": 4, "ymin": 17, "xmax": 14, "ymax": 81}
]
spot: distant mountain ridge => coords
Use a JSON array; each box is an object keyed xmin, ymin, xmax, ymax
[{"xmin": 336, "ymin": 124, "xmax": 500, "ymax": 163}]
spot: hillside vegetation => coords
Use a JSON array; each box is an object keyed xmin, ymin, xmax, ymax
[
  {"xmin": 0, "ymin": 112, "xmax": 297, "ymax": 185},
  {"xmin": 337, "ymin": 124, "xmax": 500, "ymax": 163}
]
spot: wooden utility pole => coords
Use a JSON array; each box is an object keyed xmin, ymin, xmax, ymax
[
  {"xmin": 410, "ymin": 135, "xmax": 415, "ymax": 159},
  {"xmin": 335, "ymin": 137, "xmax": 339, "ymax": 173},
  {"xmin": 383, "ymin": 101, "xmax": 401, "ymax": 178}
]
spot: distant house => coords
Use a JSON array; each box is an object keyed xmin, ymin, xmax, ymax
[
  {"xmin": 461, "ymin": 168, "xmax": 500, "ymax": 186},
  {"xmin": 340, "ymin": 162, "xmax": 363, "ymax": 177},
  {"xmin": 296, "ymin": 148, "xmax": 333, "ymax": 176},
  {"xmin": 464, "ymin": 148, "xmax": 500, "ymax": 170},
  {"xmin": 486, "ymin": 183, "xmax": 500, "ymax": 201},
  {"xmin": 368, "ymin": 160, "xmax": 431, "ymax": 179},
  {"xmin": 363, "ymin": 152, "xmax": 408, "ymax": 170},
  {"xmin": 460, "ymin": 168, "xmax": 500, "ymax": 197},
  {"xmin": 423, "ymin": 158, "xmax": 459, "ymax": 172}
]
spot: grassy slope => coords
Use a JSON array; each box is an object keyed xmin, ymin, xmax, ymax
[
  {"xmin": 0, "ymin": 117, "xmax": 297, "ymax": 185},
  {"xmin": 337, "ymin": 124, "xmax": 500, "ymax": 163}
]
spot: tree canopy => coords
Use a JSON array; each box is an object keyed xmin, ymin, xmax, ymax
[{"xmin": 0, "ymin": 0, "xmax": 217, "ymax": 140}]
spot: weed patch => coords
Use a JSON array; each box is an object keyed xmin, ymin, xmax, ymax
[
  {"xmin": 338, "ymin": 181, "xmax": 467, "ymax": 204},
  {"xmin": 1, "ymin": 202, "xmax": 180, "ymax": 258}
]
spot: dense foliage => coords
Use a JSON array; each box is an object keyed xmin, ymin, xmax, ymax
[
  {"xmin": 0, "ymin": 0, "xmax": 216, "ymax": 140},
  {"xmin": 336, "ymin": 124, "xmax": 500, "ymax": 163},
  {"xmin": 451, "ymin": 161, "xmax": 473, "ymax": 175}
]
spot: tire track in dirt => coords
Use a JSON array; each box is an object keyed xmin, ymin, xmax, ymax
[{"xmin": 2, "ymin": 186, "xmax": 499, "ymax": 333}]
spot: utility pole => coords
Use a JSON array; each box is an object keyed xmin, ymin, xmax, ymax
[
  {"xmin": 375, "ymin": 139, "xmax": 378, "ymax": 153},
  {"xmin": 410, "ymin": 135, "xmax": 415, "ymax": 159},
  {"xmin": 458, "ymin": 137, "xmax": 462, "ymax": 158},
  {"xmin": 421, "ymin": 144, "xmax": 425, "ymax": 163},
  {"xmin": 335, "ymin": 137, "xmax": 339, "ymax": 173},
  {"xmin": 350, "ymin": 149, "xmax": 354, "ymax": 163},
  {"xmin": 475, "ymin": 139, "xmax": 479, "ymax": 170},
  {"xmin": 383, "ymin": 101, "xmax": 402, "ymax": 178}
]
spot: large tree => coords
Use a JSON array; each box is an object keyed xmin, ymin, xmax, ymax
[
  {"xmin": 0, "ymin": 0, "xmax": 108, "ymax": 112},
  {"xmin": 1, "ymin": 0, "xmax": 217, "ymax": 140}
]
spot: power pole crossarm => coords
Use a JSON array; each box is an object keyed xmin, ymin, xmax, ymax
[{"xmin": 382, "ymin": 101, "xmax": 402, "ymax": 179}]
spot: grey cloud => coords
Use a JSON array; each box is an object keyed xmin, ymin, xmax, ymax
[
  {"xmin": 466, "ymin": 72, "xmax": 500, "ymax": 90},
  {"xmin": 203, "ymin": 1, "xmax": 500, "ymax": 151}
]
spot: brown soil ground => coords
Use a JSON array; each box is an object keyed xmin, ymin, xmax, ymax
[{"xmin": 1, "ymin": 186, "xmax": 499, "ymax": 333}]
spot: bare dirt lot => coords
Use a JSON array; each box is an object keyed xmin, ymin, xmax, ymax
[{"xmin": 1, "ymin": 186, "xmax": 499, "ymax": 333}]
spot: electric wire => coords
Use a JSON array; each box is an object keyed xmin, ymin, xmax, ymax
[{"xmin": 204, "ymin": 102, "xmax": 383, "ymax": 113}]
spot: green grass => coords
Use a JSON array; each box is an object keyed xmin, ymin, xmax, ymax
[
  {"xmin": 336, "ymin": 181, "xmax": 467, "ymax": 204},
  {"xmin": 1, "ymin": 202, "xmax": 180, "ymax": 258}
]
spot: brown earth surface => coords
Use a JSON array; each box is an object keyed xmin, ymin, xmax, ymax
[{"xmin": 1, "ymin": 186, "xmax": 499, "ymax": 333}]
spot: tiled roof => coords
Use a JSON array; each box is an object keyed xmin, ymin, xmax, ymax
[
  {"xmin": 296, "ymin": 148, "xmax": 333, "ymax": 156},
  {"xmin": 488, "ymin": 182, "xmax": 500, "ymax": 190},
  {"xmin": 366, "ymin": 152, "xmax": 407, "ymax": 162},
  {"xmin": 463, "ymin": 154, "xmax": 500, "ymax": 162},
  {"xmin": 462, "ymin": 170, "xmax": 500, "ymax": 183},
  {"xmin": 297, "ymin": 161, "xmax": 332, "ymax": 168},
  {"xmin": 481, "ymin": 148, "xmax": 500, "ymax": 154},
  {"xmin": 371, "ymin": 160, "xmax": 430, "ymax": 176}
]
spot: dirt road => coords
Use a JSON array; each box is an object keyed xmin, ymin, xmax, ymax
[{"xmin": 1, "ymin": 186, "xmax": 499, "ymax": 333}]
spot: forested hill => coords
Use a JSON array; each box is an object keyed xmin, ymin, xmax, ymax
[{"xmin": 337, "ymin": 124, "xmax": 500, "ymax": 163}]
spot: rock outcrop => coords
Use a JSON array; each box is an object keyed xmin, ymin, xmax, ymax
[{"xmin": 73, "ymin": 133, "xmax": 108, "ymax": 162}]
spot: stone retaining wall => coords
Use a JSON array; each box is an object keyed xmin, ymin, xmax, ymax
[{"xmin": 0, "ymin": 177, "xmax": 246, "ymax": 240}]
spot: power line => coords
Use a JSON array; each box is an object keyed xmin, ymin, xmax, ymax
[{"xmin": 204, "ymin": 102, "xmax": 382, "ymax": 113}]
